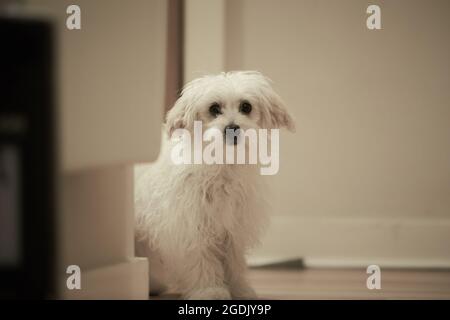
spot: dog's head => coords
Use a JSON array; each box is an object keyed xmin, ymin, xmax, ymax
[{"xmin": 166, "ymin": 71, "xmax": 295, "ymax": 143}]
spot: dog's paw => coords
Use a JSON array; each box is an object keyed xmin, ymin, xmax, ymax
[
  {"xmin": 186, "ymin": 287, "xmax": 231, "ymax": 300},
  {"xmin": 231, "ymin": 284, "xmax": 258, "ymax": 300}
]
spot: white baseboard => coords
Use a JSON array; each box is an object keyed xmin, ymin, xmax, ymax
[
  {"xmin": 59, "ymin": 257, "xmax": 149, "ymax": 299},
  {"xmin": 248, "ymin": 216, "xmax": 450, "ymax": 269}
]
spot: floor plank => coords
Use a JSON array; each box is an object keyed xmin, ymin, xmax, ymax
[
  {"xmin": 248, "ymin": 268, "xmax": 450, "ymax": 299},
  {"xmin": 151, "ymin": 268, "xmax": 450, "ymax": 299}
]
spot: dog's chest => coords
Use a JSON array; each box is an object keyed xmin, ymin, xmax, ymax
[
  {"xmin": 205, "ymin": 170, "xmax": 248, "ymax": 206},
  {"xmin": 185, "ymin": 167, "xmax": 253, "ymax": 230}
]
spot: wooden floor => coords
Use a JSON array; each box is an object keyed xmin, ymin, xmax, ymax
[
  {"xmin": 154, "ymin": 267, "xmax": 450, "ymax": 299},
  {"xmin": 248, "ymin": 267, "xmax": 450, "ymax": 299}
]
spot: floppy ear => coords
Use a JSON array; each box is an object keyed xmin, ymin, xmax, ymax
[
  {"xmin": 260, "ymin": 87, "xmax": 296, "ymax": 132},
  {"xmin": 165, "ymin": 95, "xmax": 194, "ymax": 137}
]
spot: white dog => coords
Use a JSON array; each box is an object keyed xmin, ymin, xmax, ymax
[{"xmin": 135, "ymin": 71, "xmax": 295, "ymax": 299}]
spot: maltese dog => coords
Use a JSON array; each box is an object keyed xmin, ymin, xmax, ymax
[{"xmin": 135, "ymin": 71, "xmax": 295, "ymax": 299}]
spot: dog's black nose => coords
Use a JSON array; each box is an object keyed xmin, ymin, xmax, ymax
[
  {"xmin": 224, "ymin": 124, "xmax": 241, "ymax": 145},
  {"xmin": 224, "ymin": 124, "xmax": 240, "ymax": 133}
]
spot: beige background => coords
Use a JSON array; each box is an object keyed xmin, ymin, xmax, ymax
[
  {"xmin": 24, "ymin": 0, "xmax": 167, "ymax": 298},
  {"xmin": 13, "ymin": 0, "xmax": 450, "ymax": 299},
  {"xmin": 28, "ymin": 0, "xmax": 166, "ymax": 171},
  {"xmin": 185, "ymin": 0, "xmax": 450, "ymax": 266},
  {"xmin": 22, "ymin": 0, "xmax": 450, "ymax": 283}
]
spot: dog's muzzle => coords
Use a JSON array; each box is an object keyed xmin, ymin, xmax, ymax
[{"xmin": 224, "ymin": 124, "xmax": 240, "ymax": 145}]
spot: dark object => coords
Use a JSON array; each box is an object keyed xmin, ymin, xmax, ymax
[
  {"xmin": 239, "ymin": 101, "xmax": 252, "ymax": 114},
  {"xmin": 250, "ymin": 258, "xmax": 305, "ymax": 270},
  {"xmin": 224, "ymin": 124, "xmax": 241, "ymax": 145},
  {"xmin": 0, "ymin": 16, "xmax": 56, "ymax": 299},
  {"xmin": 209, "ymin": 103, "xmax": 222, "ymax": 117}
]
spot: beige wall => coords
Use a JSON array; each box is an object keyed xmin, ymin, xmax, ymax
[
  {"xmin": 28, "ymin": 0, "xmax": 166, "ymax": 171},
  {"xmin": 184, "ymin": 0, "xmax": 226, "ymax": 81},
  {"xmin": 24, "ymin": 0, "xmax": 167, "ymax": 297},
  {"xmin": 187, "ymin": 0, "xmax": 450, "ymax": 265},
  {"xmin": 227, "ymin": 0, "xmax": 450, "ymax": 220}
]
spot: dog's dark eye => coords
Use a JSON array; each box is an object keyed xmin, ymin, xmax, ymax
[
  {"xmin": 209, "ymin": 103, "xmax": 222, "ymax": 117},
  {"xmin": 240, "ymin": 101, "xmax": 252, "ymax": 115}
]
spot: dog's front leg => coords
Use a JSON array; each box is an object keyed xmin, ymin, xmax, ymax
[
  {"xmin": 224, "ymin": 241, "xmax": 258, "ymax": 299},
  {"xmin": 180, "ymin": 248, "xmax": 231, "ymax": 300}
]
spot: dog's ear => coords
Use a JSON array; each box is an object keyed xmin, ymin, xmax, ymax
[
  {"xmin": 165, "ymin": 95, "xmax": 194, "ymax": 137},
  {"xmin": 259, "ymin": 80, "xmax": 296, "ymax": 132}
]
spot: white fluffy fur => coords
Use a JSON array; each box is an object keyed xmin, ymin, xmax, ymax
[{"xmin": 135, "ymin": 71, "xmax": 294, "ymax": 299}]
